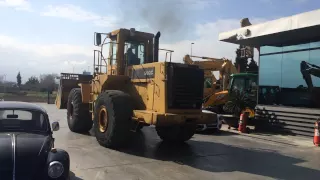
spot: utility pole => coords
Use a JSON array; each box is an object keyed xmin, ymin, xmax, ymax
[
  {"xmin": 3, "ymin": 74, "xmax": 6, "ymax": 95},
  {"xmin": 191, "ymin": 42, "xmax": 194, "ymax": 56}
]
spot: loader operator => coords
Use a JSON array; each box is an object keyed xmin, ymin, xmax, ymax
[{"xmin": 126, "ymin": 46, "xmax": 140, "ymax": 66}]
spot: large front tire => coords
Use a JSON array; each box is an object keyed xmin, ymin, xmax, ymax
[
  {"xmin": 67, "ymin": 88, "xmax": 92, "ymax": 133},
  {"xmin": 156, "ymin": 123, "xmax": 196, "ymax": 143},
  {"xmin": 93, "ymin": 90, "xmax": 133, "ymax": 149}
]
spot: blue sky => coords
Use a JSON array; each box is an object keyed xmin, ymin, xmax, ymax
[{"xmin": 0, "ymin": 0, "xmax": 319, "ymax": 82}]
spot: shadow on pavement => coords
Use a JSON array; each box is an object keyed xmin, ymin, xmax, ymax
[
  {"xmin": 70, "ymin": 171, "xmax": 84, "ymax": 180},
  {"xmin": 197, "ymin": 129, "xmax": 238, "ymax": 136},
  {"xmin": 118, "ymin": 129, "xmax": 320, "ymax": 180}
]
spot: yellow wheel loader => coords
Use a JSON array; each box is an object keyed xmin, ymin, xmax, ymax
[
  {"xmin": 55, "ymin": 73, "xmax": 92, "ymax": 109},
  {"xmin": 56, "ymin": 28, "xmax": 217, "ymax": 149}
]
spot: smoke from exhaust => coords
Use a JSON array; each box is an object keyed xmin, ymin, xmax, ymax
[{"xmin": 116, "ymin": 0, "xmax": 194, "ymax": 42}]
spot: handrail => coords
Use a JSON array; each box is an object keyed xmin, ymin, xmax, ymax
[{"xmin": 159, "ymin": 48, "xmax": 174, "ymax": 62}]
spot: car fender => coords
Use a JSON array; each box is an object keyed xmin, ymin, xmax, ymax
[{"xmin": 46, "ymin": 148, "xmax": 70, "ymax": 179}]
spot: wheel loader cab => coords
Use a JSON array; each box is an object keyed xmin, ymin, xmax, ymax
[{"xmin": 94, "ymin": 28, "xmax": 156, "ymax": 75}]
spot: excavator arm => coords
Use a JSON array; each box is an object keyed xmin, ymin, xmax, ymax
[
  {"xmin": 183, "ymin": 54, "xmax": 238, "ymax": 91},
  {"xmin": 300, "ymin": 61, "xmax": 320, "ymax": 91},
  {"xmin": 183, "ymin": 54, "xmax": 239, "ymax": 112}
]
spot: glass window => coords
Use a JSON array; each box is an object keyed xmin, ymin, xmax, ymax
[
  {"xmin": 111, "ymin": 41, "xmax": 117, "ymax": 66},
  {"xmin": 258, "ymin": 54, "xmax": 282, "ymax": 105},
  {"xmin": 281, "ymin": 51, "xmax": 309, "ymax": 88},
  {"xmin": 309, "ymin": 49, "xmax": 320, "ymax": 87},
  {"xmin": 230, "ymin": 77, "xmax": 245, "ymax": 93},
  {"xmin": 204, "ymin": 78, "xmax": 212, "ymax": 88},
  {"xmin": 259, "ymin": 54, "xmax": 282, "ymax": 87},
  {"xmin": 282, "ymin": 42, "xmax": 310, "ymax": 52},
  {"xmin": 260, "ymin": 46, "xmax": 283, "ymax": 54},
  {"xmin": 125, "ymin": 41, "xmax": 145, "ymax": 66},
  {"xmin": 310, "ymin": 41, "xmax": 320, "ymax": 48},
  {"xmin": 0, "ymin": 109, "xmax": 48, "ymax": 132},
  {"xmin": 246, "ymin": 76, "xmax": 258, "ymax": 91},
  {"xmin": 0, "ymin": 110, "xmax": 32, "ymax": 120},
  {"xmin": 259, "ymin": 40, "xmax": 320, "ymax": 108}
]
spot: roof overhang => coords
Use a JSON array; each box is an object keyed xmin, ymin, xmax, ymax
[{"xmin": 219, "ymin": 9, "xmax": 320, "ymax": 47}]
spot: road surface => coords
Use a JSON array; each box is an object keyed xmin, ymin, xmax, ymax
[{"xmin": 39, "ymin": 103, "xmax": 320, "ymax": 180}]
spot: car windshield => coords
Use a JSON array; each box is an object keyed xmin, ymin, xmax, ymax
[{"xmin": 0, "ymin": 109, "xmax": 48, "ymax": 133}]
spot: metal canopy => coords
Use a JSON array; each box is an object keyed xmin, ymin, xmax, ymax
[{"xmin": 218, "ymin": 9, "xmax": 320, "ymax": 47}]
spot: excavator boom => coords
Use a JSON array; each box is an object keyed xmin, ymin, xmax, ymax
[
  {"xmin": 301, "ymin": 61, "xmax": 320, "ymax": 91},
  {"xmin": 183, "ymin": 54, "xmax": 239, "ymax": 113},
  {"xmin": 183, "ymin": 54, "xmax": 238, "ymax": 91}
]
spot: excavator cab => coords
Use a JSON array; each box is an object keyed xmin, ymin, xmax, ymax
[
  {"xmin": 229, "ymin": 73, "xmax": 258, "ymax": 96},
  {"xmin": 228, "ymin": 73, "xmax": 258, "ymax": 118}
]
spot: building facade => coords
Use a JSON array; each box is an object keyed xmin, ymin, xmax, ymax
[{"xmin": 219, "ymin": 9, "xmax": 320, "ymax": 136}]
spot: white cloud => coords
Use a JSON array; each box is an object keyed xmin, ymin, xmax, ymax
[
  {"xmin": 0, "ymin": 0, "xmax": 32, "ymax": 12},
  {"xmin": 0, "ymin": 17, "xmax": 268, "ymax": 82},
  {"xmin": 159, "ymin": 18, "xmax": 268, "ymax": 63},
  {"xmin": 0, "ymin": 35, "xmax": 92, "ymax": 58},
  {"xmin": 41, "ymin": 4, "xmax": 118, "ymax": 28},
  {"xmin": 0, "ymin": 34, "xmax": 93, "ymax": 82}
]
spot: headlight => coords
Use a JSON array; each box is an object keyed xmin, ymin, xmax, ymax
[{"xmin": 48, "ymin": 161, "xmax": 64, "ymax": 178}]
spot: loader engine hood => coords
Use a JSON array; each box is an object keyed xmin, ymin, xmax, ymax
[{"xmin": 166, "ymin": 63, "xmax": 204, "ymax": 110}]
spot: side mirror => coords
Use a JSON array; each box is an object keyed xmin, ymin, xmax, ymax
[
  {"xmin": 52, "ymin": 122, "xmax": 60, "ymax": 131},
  {"xmin": 95, "ymin": 32, "xmax": 101, "ymax": 46}
]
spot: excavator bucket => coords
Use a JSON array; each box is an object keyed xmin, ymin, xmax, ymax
[{"xmin": 55, "ymin": 73, "xmax": 92, "ymax": 109}]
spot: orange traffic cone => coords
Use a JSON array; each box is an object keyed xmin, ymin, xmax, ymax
[{"xmin": 314, "ymin": 120, "xmax": 320, "ymax": 147}]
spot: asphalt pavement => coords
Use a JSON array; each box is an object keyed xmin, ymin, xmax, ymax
[{"xmin": 38, "ymin": 103, "xmax": 320, "ymax": 180}]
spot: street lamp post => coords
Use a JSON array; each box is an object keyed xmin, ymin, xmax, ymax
[
  {"xmin": 191, "ymin": 43, "xmax": 194, "ymax": 56},
  {"xmin": 3, "ymin": 74, "xmax": 6, "ymax": 95}
]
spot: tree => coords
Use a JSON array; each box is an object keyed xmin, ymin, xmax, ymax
[
  {"xmin": 25, "ymin": 76, "xmax": 40, "ymax": 85},
  {"xmin": 234, "ymin": 46, "xmax": 259, "ymax": 73},
  {"xmin": 39, "ymin": 74, "xmax": 58, "ymax": 92},
  {"xmin": 247, "ymin": 59, "xmax": 259, "ymax": 74},
  {"xmin": 82, "ymin": 70, "xmax": 91, "ymax": 75},
  {"xmin": 16, "ymin": 72, "xmax": 22, "ymax": 89},
  {"xmin": 223, "ymin": 89, "xmax": 256, "ymax": 117},
  {"xmin": 234, "ymin": 48, "xmax": 248, "ymax": 73}
]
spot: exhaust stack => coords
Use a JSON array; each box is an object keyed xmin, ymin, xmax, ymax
[{"xmin": 153, "ymin": 31, "xmax": 161, "ymax": 62}]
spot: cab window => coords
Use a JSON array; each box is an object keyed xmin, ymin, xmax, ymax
[
  {"xmin": 110, "ymin": 40, "xmax": 117, "ymax": 66},
  {"xmin": 231, "ymin": 77, "xmax": 245, "ymax": 93},
  {"xmin": 125, "ymin": 41, "xmax": 145, "ymax": 66},
  {"xmin": 204, "ymin": 78, "xmax": 212, "ymax": 88}
]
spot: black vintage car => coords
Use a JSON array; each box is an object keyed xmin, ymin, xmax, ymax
[{"xmin": 0, "ymin": 101, "xmax": 70, "ymax": 180}]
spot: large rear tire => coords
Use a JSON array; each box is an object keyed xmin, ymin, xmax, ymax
[
  {"xmin": 93, "ymin": 90, "xmax": 133, "ymax": 149},
  {"xmin": 156, "ymin": 123, "xmax": 196, "ymax": 143},
  {"xmin": 67, "ymin": 88, "xmax": 92, "ymax": 133}
]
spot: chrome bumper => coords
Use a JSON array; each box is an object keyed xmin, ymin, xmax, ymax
[{"xmin": 196, "ymin": 111, "xmax": 223, "ymax": 131}]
